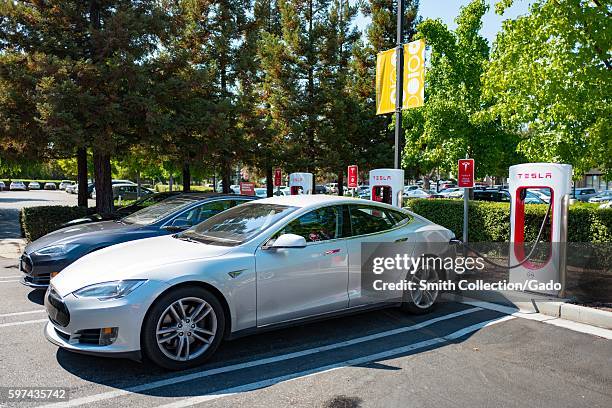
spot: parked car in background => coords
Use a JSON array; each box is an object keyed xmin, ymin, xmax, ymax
[
  {"xmin": 65, "ymin": 184, "xmax": 77, "ymax": 194},
  {"xmin": 473, "ymin": 189, "xmax": 544, "ymax": 204},
  {"xmin": 571, "ymin": 188, "xmax": 598, "ymax": 202},
  {"xmin": 61, "ymin": 191, "xmax": 197, "ymax": 227},
  {"xmin": 0, "ymin": 181, "xmax": 4, "ymax": 191},
  {"xmin": 44, "ymin": 182, "xmax": 57, "ymax": 190},
  {"xmin": 435, "ymin": 187, "xmax": 462, "ymax": 198},
  {"xmin": 588, "ymin": 190, "xmax": 612, "ymax": 203},
  {"xmin": 254, "ymin": 188, "xmax": 268, "ymax": 198},
  {"xmin": 315, "ymin": 185, "xmax": 328, "ymax": 194},
  {"xmin": 28, "ymin": 181, "xmax": 41, "ymax": 190},
  {"xmin": 530, "ymin": 189, "xmax": 551, "ymax": 203},
  {"xmin": 111, "ymin": 183, "xmax": 154, "ymax": 200},
  {"xmin": 59, "ymin": 180, "xmax": 75, "ymax": 190},
  {"xmin": 403, "ymin": 188, "xmax": 432, "ymax": 199},
  {"xmin": 10, "ymin": 181, "xmax": 27, "ymax": 191},
  {"xmin": 21, "ymin": 193, "xmax": 257, "ymax": 288},
  {"xmin": 44, "ymin": 195, "xmax": 454, "ymax": 369}
]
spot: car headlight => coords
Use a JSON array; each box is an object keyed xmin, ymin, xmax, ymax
[
  {"xmin": 73, "ymin": 280, "xmax": 147, "ymax": 301},
  {"xmin": 34, "ymin": 243, "xmax": 79, "ymax": 256}
]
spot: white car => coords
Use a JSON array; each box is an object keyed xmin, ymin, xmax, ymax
[
  {"xmin": 10, "ymin": 181, "xmax": 27, "ymax": 191},
  {"xmin": 45, "ymin": 195, "xmax": 454, "ymax": 370},
  {"xmin": 59, "ymin": 180, "xmax": 75, "ymax": 190},
  {"xmin": 28, "ymin": 181, "xmax": 41, "ymax": 190},
  {"xmin": 403, "ymin": 188, "xmax": 432, "ymax": 199},
  {"xmin": 436, "ymin": 188, "xmax": 462, "ymax": 198}
]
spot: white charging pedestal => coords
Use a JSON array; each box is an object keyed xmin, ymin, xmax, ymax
[{"xmin": 369, "ymin": 169, "xmax": 405, "ymax": 208}]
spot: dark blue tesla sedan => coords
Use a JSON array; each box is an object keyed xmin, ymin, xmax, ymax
[{"xmin": 20, "ymin": 193, "xmax": 256, "ymax": 288}]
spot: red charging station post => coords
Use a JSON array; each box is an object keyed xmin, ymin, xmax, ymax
[
  {"xmin": 347, "ymin": 165, "xmax": 358, "ymax": 196},
  {"xmin": 274, "ymin": 168, "xmax": 282, "ymax": 195},
  {"xmin": 240, "ymin": 182, "xmax": 255, "ymax": 196},
  {"xmin": 458, "ymin": 158, "xmax": 475, "ymax": 244}
]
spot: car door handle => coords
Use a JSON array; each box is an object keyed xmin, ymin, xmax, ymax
[
  {"xmin": 395, "ymin": 237, "xmax": 408, "ymax": 242},
  {"xmin": 324, "ymin": 249, "xmax": 341, "ymax": 255}
]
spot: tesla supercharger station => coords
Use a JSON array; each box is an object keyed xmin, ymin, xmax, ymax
[
  {"xmin": 508, "ymin": 163, "xmax": 572, "ymax": 295},
  {"xmin": 369, "ymin": 169, "xmax": 404, "ymax": 208},
  {"xmin": 289, "ymin": 172, "xmax": 313, "ymax": 195}
]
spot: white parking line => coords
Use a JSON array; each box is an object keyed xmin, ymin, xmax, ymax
[
  {"xmin": 154, "ymin": 316, "xmax": 516, "ymax": 408},
  {"xmin": 41, "ymin": 307, "xmax": 485, "ymax": 408},
  {"xmin": 0, "ymin": 275, "xmax": 22, "ymax": 279},
  {"xmin": 0, "ymin": 310, "xmax": 45, "ymax": 318},
  {"xmin": 0, "ymin": 279, "xmax": 20, "ymax": 283},
  {"xmin": 0, "ymin": 319, "xmax": 48, "ymax": 328}
]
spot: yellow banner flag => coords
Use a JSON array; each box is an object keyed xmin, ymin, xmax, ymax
[
  {"xmin": 403, "ymin": 39, "xmax": 425, "ymax": 109},
  {"xmin": 376, "ymin": 40, "xmax": 425, "ymax": 115},
  {"xmin": 376, "ymin": 48, "xmax": 397, "ymax": 115}
]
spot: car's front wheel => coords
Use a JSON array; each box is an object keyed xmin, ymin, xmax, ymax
[
  {"xmin": 142, "ymin": 286, "xmax": 225, "ymax": 370},
  {"xmin": 400, "ymin": 266, "xmax": 440, "ymax": 314}
]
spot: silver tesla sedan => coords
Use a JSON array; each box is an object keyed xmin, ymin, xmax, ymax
[{"xmin": 45, "ymin": 195, "xmax": 454, "ymax": 370}]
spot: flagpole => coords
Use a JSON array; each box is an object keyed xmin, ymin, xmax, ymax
[{"xmin": 394, "ymin": 0, "xmax": 404, "ymax": 169}]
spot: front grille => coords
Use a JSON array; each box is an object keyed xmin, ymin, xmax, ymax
[
  {"xmin": 75, "ymin": 329, "xmax": 102, "ymax": 345},
  {"xmin": 54, "ymin": 328, "xmax": 70, "ymax": 342},
  {"xmin": 20, "ymin": 254, "xmax": 32, "ymax": 274},
  {"xmin": 23, "ymin": 274, "xmax": 50, "ymax": 286},
  {"xmin": 46, "ymin": 288, "xmax": 70, "ymax": 327}
]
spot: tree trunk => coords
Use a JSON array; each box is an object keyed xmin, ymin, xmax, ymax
[
  {"xmin": 221, "ymin": 158, "xmax": 231, "ymax": 194},
  {"xmin": 182, "ymin": 161, "xmax": 191, "ymax": 192},
  {"xmin": 337, "ymin": 168, "xmax": 344, "ymax": 196},
  {"xmin": 76, "ymin": 147, "xmax": 88, "ymax": 207},
  {"xmin": 136, "ymin": 172, "xmax": 141, "ymax": 198},
  {"xmin": 93, "ymin": 149, "xmax": 113, "ymax": 215},
  {"xmin": 169, "ymin": 174, "xmax": 173, "ymax": 192},
  {"xmin": 266, "ymin": 164, "xmax": 273, "ymax": 197}
]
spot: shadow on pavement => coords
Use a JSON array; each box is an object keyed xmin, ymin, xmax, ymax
[
  {"xmin": 27, "ymin": 289, "xmax": 46, "ymax": 305},
  {"xmin": 55, "ymin": 303, "xmax": 504, "ymax": 399}
]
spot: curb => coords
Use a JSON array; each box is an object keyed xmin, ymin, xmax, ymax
[{"xmin": 442, "ymin": 292, "xmax": 612, "ymax": 331}]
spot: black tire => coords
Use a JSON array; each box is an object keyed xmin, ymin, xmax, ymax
[
  {"xmin": 142, "ymin": 286, "xmax": 225, "ymax": 370},
  {"xmin": 400, "ymin": 266, "xmax": 440, "ymax": 315}
]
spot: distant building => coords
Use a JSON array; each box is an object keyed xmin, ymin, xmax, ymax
[{"xmin": 575, "ymin": 169, "xmax": 611, "ymax": 191}]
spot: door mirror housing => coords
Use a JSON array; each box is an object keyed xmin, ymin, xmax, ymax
[{"xmin": 269, "ymin": 233, "xmax": 307, "ymax": 249}]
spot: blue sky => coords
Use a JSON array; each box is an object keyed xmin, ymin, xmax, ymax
[{"xmin": 355, "ymin": 0, "xmax": 533, "ymax": 45}]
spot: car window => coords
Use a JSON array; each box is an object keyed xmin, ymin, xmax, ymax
[
  {"xmin": 348, "ymin": 205, "xmax": 397, "ymax": 236},
  {"xmin": 181, "ymin": 200, "xmax": 234, "ymax": 225},
  {"xmin": 387, "ymin": 209, "xmax": 413, "ymax": 227},
  {"xmin": 122, "ymin": 196, "xmax": 197, "ymax": 225},
  {"xmin": 183, "ymin": 203, "xmax": 297, "ymax": 246},
  {"xmin": 279, "ymin": 206, "xmax": 341, "ymax": 243}
]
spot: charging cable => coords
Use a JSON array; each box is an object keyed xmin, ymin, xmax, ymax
[{"xmin": 450, "ymin": 198, "xmax": 552, "ymax": 269}]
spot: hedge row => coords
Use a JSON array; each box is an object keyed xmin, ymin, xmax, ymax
[
  {"xmin": 21, "ymin": 206, "xmax": 89, "ymax": 241},
  {"xmin": 407, "ymin": 199, "xmax": 612, "ymax": 243}
]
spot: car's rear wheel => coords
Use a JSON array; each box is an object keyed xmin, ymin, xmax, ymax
[
  {"xmin": 400, "ymin": 266, "xmax": 440, "ymax": 314},
  {"xmin": 142, "ymin": 286, "xmax": 225, "ymax": 370}
]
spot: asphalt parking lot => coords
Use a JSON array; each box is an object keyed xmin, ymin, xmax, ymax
[
  {"xmin": 0, "ymin": 190, "xmax": 95, "ymax": 240},
  {"xmin": 0, "ymin": 257, "xmax": 610, "ymax": 408}
]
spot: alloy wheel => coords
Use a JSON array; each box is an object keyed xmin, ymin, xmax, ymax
[
  {"xmin": 155, "ymin": 297, "xmax": 218, "ymax": 362},
  {"xmin": 407, "ymin": 267, "xmax": 439, "ymax": 309}
]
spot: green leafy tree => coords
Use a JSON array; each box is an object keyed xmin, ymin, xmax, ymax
[
  {"xmin": 401, "ymin": 0, "xmax": 522, "ymax": 185},
  {"xmin": 483, "ymin": 0, "xmax": 611, "ymax": 178}
]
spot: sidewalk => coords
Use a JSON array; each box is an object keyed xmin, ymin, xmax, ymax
[{"xmin": 0, "ymin": 238, "xmax": 26, "ymax": 259}]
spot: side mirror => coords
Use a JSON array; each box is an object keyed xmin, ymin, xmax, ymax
[{"xmin": 269, "ymin": 233, "xmax": 307, "ymax": 249}]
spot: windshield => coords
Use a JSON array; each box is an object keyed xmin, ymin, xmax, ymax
[
  {"xmin": 122, "ymin": 196, "xmax": 196, "ymax": 225},
  {"xmin": 180, "ymin": 203, "xmax": 296, "ymax": 246}
]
